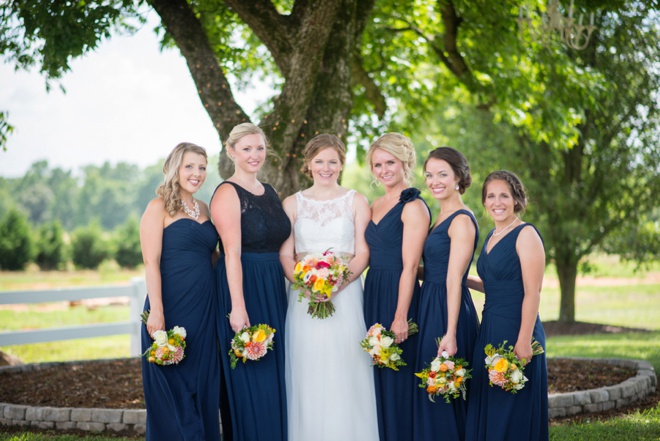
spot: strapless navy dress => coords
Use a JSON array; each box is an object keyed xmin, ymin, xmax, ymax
[{"xmin": 141, "ymin": 219, "xmax": 221, "ymax": 441}]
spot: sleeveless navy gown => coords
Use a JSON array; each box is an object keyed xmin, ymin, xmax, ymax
[
  {"xmin": 141, "ymin": 219, "xmax": 221, "ymax": 441},
  {"xmin": 412, "ymin": 209, "xmax": 480, "ymax": 441},
  {"xmin": 214, "ymin": 182, "xmax": 290, "ymax": 441},
  {"xmin": 465, "ymin": 224, "xmax": 548, "ymax": 441},
  {"xmin": 363, "ymin": 188, "xmax": 428, "ymax": 441}
]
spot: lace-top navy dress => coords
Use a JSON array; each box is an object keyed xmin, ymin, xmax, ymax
[
  {"xmin": 465, "ymin": 224, "xmax": 548, "ymax": 441},
  {"xmin": 412, "ymin": 209, "xmax": 480, "ymax": 441},
  {"xmin": 363, "ymin": 187, "xmax": 429, "ymax": 441},
  {"xmin": 213, "ymin": 181, "xmax": 291, "ymax": 441},
  {"xmin": 141, "ymin": 219, "xmax": 221, "ymax": 441}
]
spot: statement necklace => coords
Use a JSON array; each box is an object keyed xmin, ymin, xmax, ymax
[
  {"xmin": 181, "ymin": 199, "xmax": 200, "ymax": 220},
  {"xmin": 492, "ymin": 217, "xmax": 519, "ymax": 237}
]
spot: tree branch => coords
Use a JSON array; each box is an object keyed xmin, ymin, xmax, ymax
[{"xmin": 151, "ymin": 0, "xmax": 249, "ymax": 178}]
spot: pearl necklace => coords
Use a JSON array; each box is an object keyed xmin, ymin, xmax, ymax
[
  {"xmin": 492, "ymin": 217, "xmax": 519, "ymax": 237},
  {"xmin": 181, "ymin": 199, "xmax": 200, "ymax": 220}
]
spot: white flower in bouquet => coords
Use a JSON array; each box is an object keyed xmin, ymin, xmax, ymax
[
  {"xmin": 153, "ymin": 330, "xmax": 168, "ymax": 346},
  {"xmin": 172, "ymin": 326, "xmax": 186, "ymax": 338}
]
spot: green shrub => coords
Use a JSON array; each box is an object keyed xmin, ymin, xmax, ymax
[
  {"xmin": 0, "ymin": 209, "xmax": 34, "ymax": 270},
  {"xmin": 113, "ymin": 215, "xmax": 142, "ymax": 269},
  {"xmin": 34, "ymin": 220, "xmax": 67, "ymax": 270},
  {"xmin": 70, "ymin": 220, "xmax": 109, "ymax": 269}
]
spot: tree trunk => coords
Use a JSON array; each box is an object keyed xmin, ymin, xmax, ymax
[{"xmin": 555, "ymin": 255, "xmax": 578, "ymax": 323}]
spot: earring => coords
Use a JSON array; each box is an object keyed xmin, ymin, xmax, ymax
[{"xmin": 455, "ymin": 185, "xmax": 460, "ymax": 191}]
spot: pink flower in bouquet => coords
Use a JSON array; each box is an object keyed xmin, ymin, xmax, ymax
[
  {"xmin": 244, "ymin": 341, "xmax": 268, "ymax": 360},
  {"xmin": 483, "ymin": 340, "xmax": 544, "ymax": 393}
]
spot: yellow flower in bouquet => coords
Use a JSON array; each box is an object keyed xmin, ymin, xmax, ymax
[
  {"xmin": 291, "ymin": 248, "xmax": 351, "ymax": 319},
  {"xmin": 140, "ymin": 311, "xmax": 186, "ymax": 366},
  {"xmin": 415, "ymin": 339, "xmax": 472, "ymax": 403},
  {"xmin": 229, "ymin": 324, "xmax": 276, "ymax": 369},
  {"xmin": 484, "ymin": 339, "xmax": 544, "ymax": 393},
  {"xmin": 360, "ymin": 320, "xmax": 419, "ymax": 371}
]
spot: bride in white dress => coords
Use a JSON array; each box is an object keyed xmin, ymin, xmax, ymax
[{"xmin": 280, "ymin": 134, "xmax": 379, "ymax": 441}]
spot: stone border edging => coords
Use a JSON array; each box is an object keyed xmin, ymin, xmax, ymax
[
  {"xmin": 547, "ymin": 357, "xmax": 657, "ymax": 418},
  {"xmin": 0, "ymin": 357, "xmax": 656, "ymax": 434}
]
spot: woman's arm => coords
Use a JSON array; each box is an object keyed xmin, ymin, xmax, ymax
[
  {"xmin": 515, "ymin": 225, "xmax": 545, "ymax": 364},
  {"xmin": 279, "ymin": 195, "xmax": 297, "ymax": 283},
  {"xmin": 210, "ymin": 184, "xmax": 250, "ymax": 333},
  {"xmin": 140, "ymin": 198, "xmax": 166, "ymax": 337},
  {"xmin": 390, "ymin": 199, "xmax": 429, "ymax": 344},
  {"xmin": 467, "ymin": 275, "xmax": 484, "ymax": 292},
  {"xmin": 438, "ymin": 214, "xmax": 477, "ymax": 356}
]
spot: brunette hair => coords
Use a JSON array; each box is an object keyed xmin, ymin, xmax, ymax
[
  {"xmin": 301, "ymin": 134, "xmax": 346, "ymax": 179},
  {"xmin": 157, "ymin": 142, "xmax": 207, "ymax": 216},
  {"xmin": 481, "ymin": 170, "xmax": 528, "ymax": 213},
  {"xmin": 367, "ymin": 132, "xmax": 416, "ymax": 185},
  {"xmin": 424, "ymin": 147, "xmax": 472, "ymax": 194}
]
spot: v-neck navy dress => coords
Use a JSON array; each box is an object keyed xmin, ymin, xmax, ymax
[
  {"xmin": 141, "ymin": 219, "xmax": 221, "ymax": 441},
  {"xmin": 363, "ymin": 188, "xmax": 429, "ymax": 441},
  {"xmin": 412, "ymin": 209, "xmax": 480, "ymax": 441},
  {"xmin": 465, "ymin": 224, "xmax": 548, "ymax": 441}
]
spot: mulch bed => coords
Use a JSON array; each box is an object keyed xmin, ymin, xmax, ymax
[{"xmin": 0, "ymin": 320, "xmax": 657, "ymax": 434}]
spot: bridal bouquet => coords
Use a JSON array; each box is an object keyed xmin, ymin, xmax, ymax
[
  {"xmin": 141, "ymin": 311, "xmax": 187, "ymax": 366},
  {"xmin": 291, "ymin": 249, "xmax": 351, "ymax": 319},
  {"xmin": 229, "ymin": 324, "xmax": 276, "ymax": 369},
  {"xmin": 484, "ymin": 339, "xmax": 545, "ymax": 393},
  {"xmin": 360, "ymin": 320, "xmax": 419, "ymax": 371},
  {"xmin": 415, "ymin": 342, "xmax": 471, "ymax": 403}
]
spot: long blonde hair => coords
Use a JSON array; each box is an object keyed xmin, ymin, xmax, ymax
[{"xmin": 157, "ymin": 142, "xmax": 207, "ymax": 216}]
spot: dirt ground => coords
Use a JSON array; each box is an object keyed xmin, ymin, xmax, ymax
[{"xmin": 0, "ymin": 320, "xmax": 657, "ymax": 434}]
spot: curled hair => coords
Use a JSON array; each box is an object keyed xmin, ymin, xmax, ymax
[
  {"xmin": 157, "ymin": 142, "xmax": 207, "ymax": 217},
  {"xmin": 481, "ymin": 170, "xmax": 528, "ymax": 213},
  {"xmin": 301, "ymin": 134, "xmax": 346, "ymax": 179},
  {"xmin": 424, "ymin": 147, "xmax": 472, "ymax": 194},
  {"xmin": 367, "ymin": 132, "xmax": 416, "ymax": 185}
]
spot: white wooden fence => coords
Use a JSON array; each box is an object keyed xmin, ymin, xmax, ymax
[{"xmin": 0, "ymin": 278, "xmax": 146, "ymax": 356}]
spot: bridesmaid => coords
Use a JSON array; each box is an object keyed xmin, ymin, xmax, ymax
[
  {"xmin": 211, "ymin": 123, "xmax": 290, "ymax": 441},
  {"xmin": 363, "ymin": 133, "xmax": 430, "ymax": 441},
  {"xmin": 465, "ymin": 170, "xmax": 548, "ymax": 441},
  {"xmin": 412, "ymin": 147, "xmax": 480, "ymax": 441},
  {"xmin": 140, "ymin": 143, "xmax": 221, "ymax": 440}
]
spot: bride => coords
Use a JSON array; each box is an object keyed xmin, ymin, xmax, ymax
[{"xmin": 280, "ymin": 134, "xmax": 379, "ymax": 441}]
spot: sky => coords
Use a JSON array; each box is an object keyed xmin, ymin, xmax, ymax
[{"xmin": 0, "ymin": 14, "xmax": 260, "ymax": 178}]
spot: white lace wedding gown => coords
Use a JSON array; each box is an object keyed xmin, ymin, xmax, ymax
[{"xmin": 285, "ymin": 190, "xmax": 379, "ymax": 441}]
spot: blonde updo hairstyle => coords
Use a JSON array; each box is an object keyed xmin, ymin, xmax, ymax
[
  {"xmin": 225, "ymin": 122, "xmax": 268, "ymax": 160},
  {"xmin": 301, "ymin": 134, "xmax": 346, "ymax": 179},
  {"xmin": 367, "ymin": 132, "xmax": 416, "ymax": 186},
  {"xmin": 481, "ymin": 170, "xmax": 528, "ymax": 214},
  {"xmin": 157, "ymin": 142, "xmax": 207, "ymax": 217}
]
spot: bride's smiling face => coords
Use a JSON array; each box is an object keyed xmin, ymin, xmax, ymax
[{"xmin": 309, "ymin": 147, "xmax": 342, "ymax": 185}]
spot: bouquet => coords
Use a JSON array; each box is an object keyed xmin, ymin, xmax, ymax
[
  {"xmin": 229, "ymin": 324, "xmax": 276, "ymax": 369},
  {"xmin": 415, "ymin": 340, "xmax": 472, "ymax": 403},
  {"xmin": 360, "ymin": 319, "xmax": 419, "ymax": 371},
  {"xmin": 484, "ymin": 339, "xmax": 545, "ymax": 393},
  {"xmin": 140, "ymin": 311, "xmax": 187, "ymax": 366},
  {"xmin": 291, "ymin": 249, "xmax": 351, "ymax": 319}
]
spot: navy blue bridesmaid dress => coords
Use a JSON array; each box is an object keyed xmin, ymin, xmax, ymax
[
  {"xmin": 412, "ymin": 209, "xmax": 480, "ymax": 441},
  {"xmin": 363, "ymin": 188, "xmax": 428, "ymax": 441},
  {"xmin": 465, "ymin": 224, "xmax": 548, "ymax": 441},
  {"xmin": 213, "ymin": 181, "xmax": 290, "ymax": 441},
  {"xmin": 141, "ymin": 219, "xmax": 221, "ymax": 441}
]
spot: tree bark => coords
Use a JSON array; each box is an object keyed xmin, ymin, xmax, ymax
[{"xmin": 555, "ymin": 255, "xmax": 578, "ymax": 323}]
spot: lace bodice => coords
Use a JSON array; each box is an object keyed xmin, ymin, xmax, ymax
[{"xmin": 294, "ymin": 190, "xmax": 355, "ymax": 256}]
